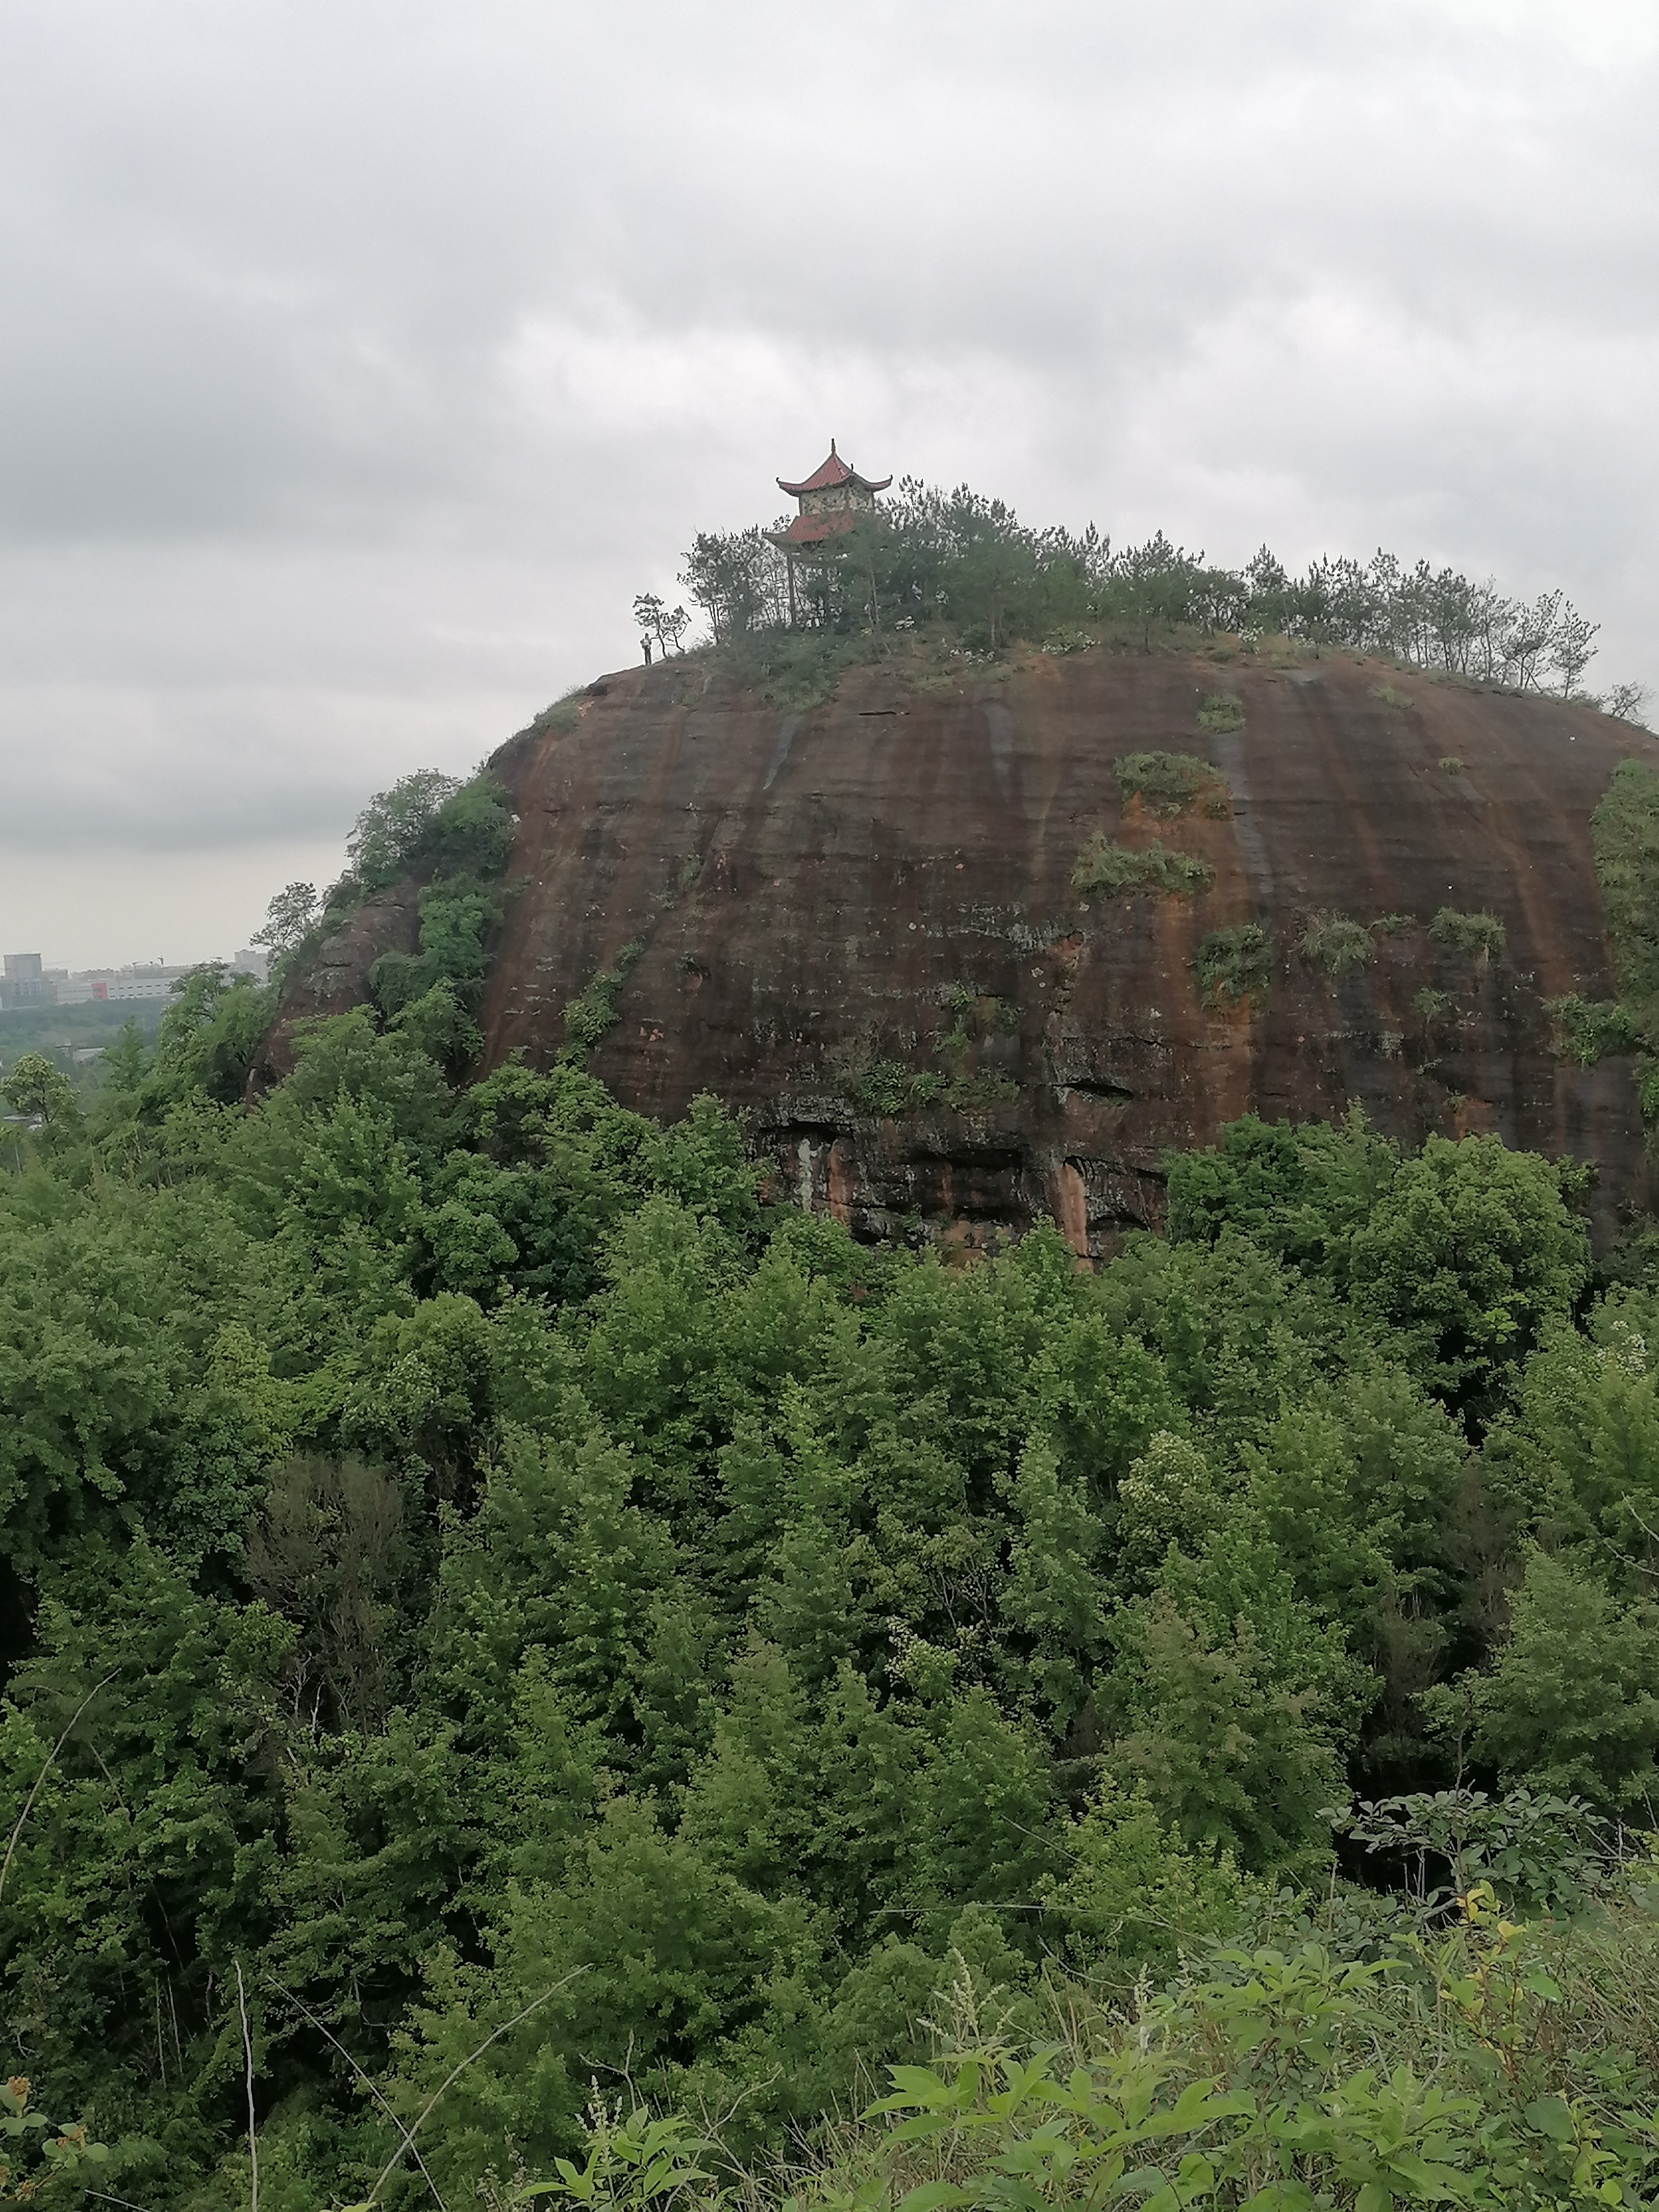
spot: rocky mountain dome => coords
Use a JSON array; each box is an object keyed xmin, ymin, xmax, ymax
[{"xmin": 280, "ymin": 646, "xmax": 1658, "ymax": 1254}]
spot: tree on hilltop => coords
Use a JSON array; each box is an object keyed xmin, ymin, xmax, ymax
[
  {"xmin": 633, "ymin": 592, "xmax": 691, "ymax": 658},
  {"xmin": 252, "ymin": 881, "xmax": 320, "ymax": 956}
]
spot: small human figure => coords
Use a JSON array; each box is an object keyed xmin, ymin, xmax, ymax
[{"xmin": 641, "ymin": 636, "xmax": 653, "ymax": 665}]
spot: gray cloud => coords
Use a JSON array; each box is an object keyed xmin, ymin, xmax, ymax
[{"xmin": 0, "ymin": 0, "xmax": 1656, "ymax": 962}]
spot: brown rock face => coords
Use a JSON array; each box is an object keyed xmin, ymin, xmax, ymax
[
  {"xmin": 477, "ymin": 651, "xmax": 1654, "ymax": 1253},
  {"xmin": 248, "ymin": 883, "xmax": 421, "ymax": 1091}
]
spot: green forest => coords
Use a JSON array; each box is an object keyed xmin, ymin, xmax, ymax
[{"xmin": 8, "ymin": 766, "xmax": 1659, "ymax": 2211}]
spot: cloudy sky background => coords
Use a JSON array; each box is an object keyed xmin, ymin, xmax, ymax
[{"xmin": 2, "ymin": 0, "xmax": 1656, "ymax": 967}]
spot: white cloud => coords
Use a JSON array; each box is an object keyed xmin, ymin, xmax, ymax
[{"xmin": 0, "ymin": 0, "xmax": 1655, "ymax": 963}]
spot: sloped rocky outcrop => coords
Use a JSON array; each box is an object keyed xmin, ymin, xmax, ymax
[
  {"xmin": 469, "ymin": 649, "xmax": 1654, "ymax": 1253},
  {"xmin": 247, "ymin": 881, "xmax": 422, "ymax": 1091}
]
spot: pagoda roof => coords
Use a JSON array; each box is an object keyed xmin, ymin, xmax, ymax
[
  {"xmin": 770, "ymin": 511, "xmax": 861, "ymax": 546},
  {"xmin": 778, "ymin": 441, "xmax": 893, "ymax": 498}
]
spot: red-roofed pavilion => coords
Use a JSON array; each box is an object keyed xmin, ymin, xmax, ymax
[{"xmin": 769, "ymin": 440, "xmax": 891, "ymax": 625}]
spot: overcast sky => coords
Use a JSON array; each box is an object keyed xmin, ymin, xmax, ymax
[{"xmin": 1, "ymin": 0, "xmax": 1655, "ymax": 967}]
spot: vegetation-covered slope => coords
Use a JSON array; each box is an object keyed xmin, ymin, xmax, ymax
[
  {"xmin": 8, "ymin": 963, "xmax": 1659, "ymax": 2204},
  {"xmin": 9, "ymin": 496, "xmax": 1659, "ymax": 2206}
]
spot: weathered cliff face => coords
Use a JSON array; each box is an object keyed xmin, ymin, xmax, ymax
[
  {"xmin": 247, "ymin": 882, "xmax": 422, "ymax": 1091},
  {"xmin": 473, "ymin": 648, "xmax": 1651, "ymax": 1253}
]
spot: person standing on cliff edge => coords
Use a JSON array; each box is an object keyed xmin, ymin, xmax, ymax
[{"xmin": 641, "ymin": 635, "xmax": 653, "ymax": 664}]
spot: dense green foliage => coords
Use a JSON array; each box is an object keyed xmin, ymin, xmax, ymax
[
  {"xmin": 675, "ymin": 478, "xmax": 1639, "ymax": 708},
  {"xmin": 8, "ymin": 970, "xmax": 1659, "ymax": 2203},
  {"xmin": 1593, "ymin": 760, "xmax": 1659, "ymax": 1010},
  {"xmin": 1535, "ymin": 761, "xmax": 1659, "ymax": 1147},
  {"xmin": 354, "ymin": 775, "xmax": 518, "ymax": 1045},
  {"xmin": 1545, "ymin": 994, "xmax": 1640, "ymax": 1068},
  {"xmin": 239, "ymin": 770, "xmax": 523, "ymax": 1062},
  {"xmin": 348, "ymin": 772, "xmax": 516, "ymax": 896},
  {"xmin": 775, "ymin": 1884, "xmax": 1659, "ymax": 2212},
  {"xmin": 0, "ymin": 999, "xmax": 165, "ymax": 1106},
  {"xmin": 1192, "ymin": 926, "xmax": 1273, "ymax": 1009},
  {"xmin": 1575, "ymin": 761, "xmax": 1659, "ymax": 1138}
]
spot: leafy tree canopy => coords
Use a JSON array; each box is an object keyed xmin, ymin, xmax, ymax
[
  {"xmin": 1, "ymin": 999, "xmax": 1656, "ymax": 2206},
  {"xmin": 671, "ymin": 476, "xmax": 1646, "ymax": 713}
]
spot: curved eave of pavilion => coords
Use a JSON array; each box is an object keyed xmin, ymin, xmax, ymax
[
  {"xmin": 777, "ymin": 456, "xmax": 893, "ymax": 498},
  {"xmin": 769, "ymin": 514, "xmax": 859, "ymax": 546}
]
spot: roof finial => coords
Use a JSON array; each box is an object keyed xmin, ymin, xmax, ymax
[{"xmin": 830, "ymin": 437, "xmax": 838, "ymax": 456}]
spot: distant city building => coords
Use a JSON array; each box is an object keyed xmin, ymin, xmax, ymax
[
  {"xmin": 105, "ymin": 977, "xmax": 180, "ymax": 1001},
  {"xmin": 1, "ymin": 953, "xmax": 53, "ymax": 1010},
  {"xmin": 2, "ymin": 952, "xmax": 262, "ymax": 1011},
  {"xmin": 97, "ymin": 965, "xmax": 191, "ymax": 1003}
]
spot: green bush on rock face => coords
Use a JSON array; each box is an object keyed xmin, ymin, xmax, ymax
[
  {"xmin": 349, "ymin": 770, "xmax": 516, "ymax": 894},
  {"xmin": 1298, "ymin": 911, "xmax": 1376, "ymax": 975},
  {"xmin": 1072, "ymin": 837, "xmax": 1213, "ymax": 898},
  {"xmin": 1115, "ymin": 751, "xmax": 1229, "ymax": 818},
  {"xmin": 1545, "ymin": 993, "xmax": 1641, "ymax": 1066},
  {"xmin": 1431, "ymin": 906, "xmax": 1506, "ymax": 957},
  {"xmin": 562, "ymin": 940, "xmax": 644, "ymax": 1055},
  {"xmin": 1193, "ymin": 922, "xmax": 1271, "ymax": 1007},
  {"xmin": 1560, "ymin": 758, "xmax": 1659, "ymax": 1129},
  {"xmin": 840, "ymin": 1058, "xmax": 1018, "ymax": 1114},
  {"xmin": 372, "ymin": 880, "xmax": 505, "ymax": 1020}
]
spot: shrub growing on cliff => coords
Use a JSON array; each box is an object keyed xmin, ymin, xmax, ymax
[
  {"xmin": 1115, "ymin": 752, "xmax": 1228, "ymax": 818},
  {"xmin": 933, "ymin": 984, "xmax": 1021, "ymax": 1055},
  {"xmin": 1545, "ymin": 994, "xmax": 1641, "ymax": 1066},
  {"xmin": 346, "ymin": 770, "xmax": 516, "ymax": 896},
  {"xmin": 1298, "ymin": 911, "xmax": 1376, "ymax": 976},
  {"xmin": 1196, "ymin": 691, "xmax": 1244, "ymax": 732},
  {"xmin": 1193, "ymin": 923, "xmax": 1272, "ymax": 1007},
  {"xmin": 372, "ymin": 879, "xmax": 507, "ymax": 1020},
  {"xmin": 1072, "ymin": 838, "xmax": 1212, "ymax": 898},
  {"xmin": 1431, "ymin": 906, "xmax": 1506, "ymax": 957},
  {"xmin": 841, "ymin": 1057, "xmax": 1018, "ymax": 1115},
  {"xmin": 1592, "ymin": 758, "xmax": 1659, "ymax": 1009},
  {"xmin": 562, "ymin": 940, "xmax": 644, "ymax": 1054},
  {"xmin": 348, "ymin": 768, "xmax": 456, "ymax": 889},
  {"xmin": 285, "ymin": 770, "xmax": 520, "ymax": 1024}
]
